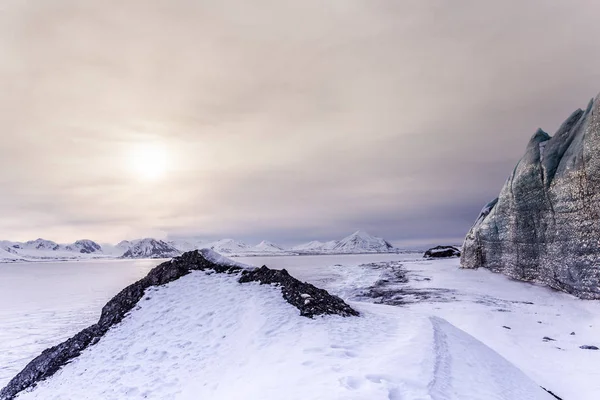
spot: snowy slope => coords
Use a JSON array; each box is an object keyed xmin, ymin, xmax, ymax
[
  {"xmin": 0, "ymin": 248, "xmax": 25, "ymax": 262},
  {"xmin": 0, "ymin": 239, "xmax": 109, "ymax": 261},
  {"xmin": 204, "ymin": 238, "xmax": 252, "ymax": 254},
  {"xmin": 252, "ymin": 240, "xmax": 287, "ymax": 253},
  {"xmin": 167, "ymin": 239, "xmax": 210, "ymax": 253},
  {"xmin": 13, "ymin": 270, "xmax": 552, "ymax": 400},
  {"xmin": 64, "ymin": 240, "xmax": 102, "ymax": 254},
  {"xmin": 291, "ymin": 232, "xmax": 396, "ymax": 254},
  {"xmin": 121, "ymin": 238, "xmax": 181, "ymax": 259},
  {"xmin": 17, "ymin": 239, "xmax": 62, "ymax": 251},
  {"xmin": 332, "ymin": 231, "xmax": 395, "ymax": 253},
  {"xmin": 291, "ymin": 241, "xmax": 326, "ymax": 251}
]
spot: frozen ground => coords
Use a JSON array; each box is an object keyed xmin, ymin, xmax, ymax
[
  {"xmin": 1, "ymin": 253, "xmax": 599, "ymax": 399},
  {"xmin": 0, "ymin": 259, "xmax": 159, "ymax": 386},
  {"xmin": 240, "ymin": 254, "xmax": 600, "ymax": 399},
  {"xmin": 14, "ymin": 270, "xmax": 551, "ymax": 400}
]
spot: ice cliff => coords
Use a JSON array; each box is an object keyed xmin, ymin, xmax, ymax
[{"xmin": 462, "ymin": 94, "xmax": 600, "ymax": 299}]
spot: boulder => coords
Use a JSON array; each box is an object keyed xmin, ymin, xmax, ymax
[
  {"xmin": 462, "ymin": 94, "xmax": 600, "ymax": 299},
  {"xmin": 424, "ymin": 245, "xmax": 461, "ymax": 258}
]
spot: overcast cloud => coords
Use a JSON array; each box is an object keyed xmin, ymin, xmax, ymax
[{"xmin": 1, "ymin": 0, "xmax": 599, "ymax": 246}]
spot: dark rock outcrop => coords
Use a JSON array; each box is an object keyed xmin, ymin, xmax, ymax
[
  {"xmin": 580, "ymin": 345, "xmax": 599, "ymax": 350},
  {"xmin": 239, "ymin": 266, "xmax": 359, "ymax": 318},
  {"xmin": 0, "ymin": 250, "xmax": 358, "ymax": 400},
  {"xmin": 462, "ymin": 94, "xmax": 600, "ymax": 299},
  {"xmin": 424, "ymin": 245, "xmax": 461, "ymax": 258}
]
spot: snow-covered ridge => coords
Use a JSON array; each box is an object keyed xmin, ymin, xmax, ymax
[
  {"xmin": 292, "ymin": 230, "xmax": 398, "ymax": 254},
  {"xmin": 121, "ymin": 238, "xmax": 181, "ymax": 259},
  {"xmin": 0, "ymin": 239, "xmax": 107, "ymax": 262},
  {"xmin": 0, "ymin": 250, "xmax": 359, "ymax": 400},
  {"xmin": 1, "ymin": 251, "xmax": 553, "ymax": 400}
]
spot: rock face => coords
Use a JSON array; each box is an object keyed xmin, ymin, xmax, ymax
[
  {"xmin": 424, "ymin": 246, "xmax": 461, "ymax": 258},
  {"xmin": 462, "ymin": 94, "xmax": 600, "ymax": 299},
  {"xmin": 0, "ymin": 250, "xmax": 357, "ymax": 400}
]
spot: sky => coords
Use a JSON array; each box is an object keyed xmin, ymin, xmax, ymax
[{"xmin": 0, "ymin": 0, "xmax": 599, "ymax": 247}]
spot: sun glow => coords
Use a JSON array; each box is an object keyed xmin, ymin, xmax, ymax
[{"xmin": 129, "ymin": 142, "xmax": 168, "ymax": 181}]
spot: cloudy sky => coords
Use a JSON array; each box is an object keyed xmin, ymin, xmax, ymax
[{"xmin": 0, "ymin": 0, "xmax": 599, "ymax": 246}]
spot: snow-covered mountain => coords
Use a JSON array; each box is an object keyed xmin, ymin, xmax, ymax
[
  {"xmin": 0, "ymin": 230, "xmax": 397, "ymax": 262},
  {"xmin": 2, "ymin": 252, "xmax": 554, "ymax": 400},
  {"xmin": 65, "ymin": 240, "xmax": 102, "ymax": 254},
  {"xmin": 253, "ymin": 240, "xmax": 286, "ymax": 253},
  {"xmin": 0, "ymin": 238, "xmax": 109, "ymax": 261},
  {"xmin": 204, "ymin": 238, "xmax": 252, "ymax": 254},
  {"xmin": 16, "ymin": 239, "xmax": 62, "ymax": 251},
  {"xmin": 0, "ymin": 247, "xmax": 25, "ymax": 262},
  {"xmin": 121, "ymin": 238, "xmax": 181, "ymax": 259},
  {"xmin": 167, "ymin": 239, "xmax": 209, "ymax": 253},
  {"xmin": 291, "ymin": 240, "xmax": 326, "ymax": 251},
  {"xmin": 292, "ymin": 231, "xmax": 396, "ymax": 254},
  {"xmin": 332, "ymin": 230, "xmax": 395, "ymax": 253}
]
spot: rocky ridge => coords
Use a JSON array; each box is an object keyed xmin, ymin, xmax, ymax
[{"xmin": 0, "ymin": 250, "xmax": 358, "ymax": 400}]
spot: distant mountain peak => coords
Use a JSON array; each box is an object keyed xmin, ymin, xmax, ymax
[
  {"xmin": 121, "ymin": 238, "xmax": 181, "ymax": 259},
  {"xmin": 66, "ymin": 239, "xmax": 102, "ymax": 254}
]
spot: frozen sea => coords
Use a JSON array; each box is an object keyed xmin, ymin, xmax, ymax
[
  {"xmin": 0, "ymin": 254, "xmax": 415, "ymax": 388},
  {"xmin": 2, "ymin": 253, "xmax": 600, "ymax": 399}
]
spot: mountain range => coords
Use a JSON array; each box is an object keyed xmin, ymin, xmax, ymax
[{"xmin": 0, "ymin": 231, "xmax": 401, "ymax": 262}]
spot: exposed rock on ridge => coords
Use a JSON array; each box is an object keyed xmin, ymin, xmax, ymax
[
  {"xmin": 0, "ymin": 250, "xmax": 357, "ymax": 400},
  {"xmin": 462, "ymin": 94, "xmax": 600, "ymax": 299}
]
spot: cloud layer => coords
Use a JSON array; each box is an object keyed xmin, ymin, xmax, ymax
[{"xmin": 1, "ymin": 0, "xmax": 599, "ymax": 245}]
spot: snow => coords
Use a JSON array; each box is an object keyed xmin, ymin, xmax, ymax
[
  {"xmin": 120, "ymin": 238, "xmax": 181, "ymax": 259},
  {"xmin": 0, "ymin": 230, "xmax": 400, "ymax": 263},
  {"xmin": 253, "ymin": 240, "xmax": 286, "ymax": 252},
  {"xmin": 331, "ymin": 230, "xmax": 395, "ymax": 253},
  {"xmin": 14, "ymin": 270, "xmax": 551, "ymax": 400},
  {"xmin": 290, "ymin": 231, "xmax": 396, "ymax": 254},
  {"xmin": 304, "ymin": 257, "xmax": 600, "ymax": 400},
  {"xmin": 291, "ymin": 240, "xmax": 325, "ymax": 251},
  {"xmin": 196, "ymin": 248, "xmax": 252, "ymax": 269},
  {"xmin": 0, "ymin": 259, "xmax": 159, "ymax": 386},
  {"xmin": 0, "ymin": 248, "xmax": 25, "ymax": 262},
  {"xmin": 203, "ymin": 238, "xmax": 252, "ymax": 254},
  {"xmin": 3, "ymin": 253, "xmax": 598, "ymax": 398},
  {"xmin": 0, "ymin": 239, "xmax": 113, "ymax": 262}
]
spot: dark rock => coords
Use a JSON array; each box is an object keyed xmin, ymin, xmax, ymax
[
  {"xmin": 0, "ymin": 250, "xmax": 358, "ymax": 400},
  {"xmin": 580, "ymin": 345, "xmax": 599, "ymax": 350},
  {"xmin": 543, "ymin": 336, "xmax": 556, "ymax": 342},
  {"xmin": 462, "ymin": 95, "xmax": 600, "ymax": 299},
  {"xmin": 541, "ymin": 387, "xmax": 564, "ymax": 400},
  {"xmin": 238, "ymin": 266, "xmax": 358, "ymax": 318},
  {"xmin": 570, "ymin": 332, "xmax": 576, "ymax": 335},
  {"xmin": 424, "ymin": 245, "xmax": 461, "ymax": 258},
  {"xmin": 502, "ymin": 326, "xmax": 511, "ymax": 329}
]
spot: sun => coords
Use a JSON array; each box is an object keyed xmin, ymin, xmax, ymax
[{"xmin": 129, "ymin": 142, "xmax": 168, "ymax": 181}]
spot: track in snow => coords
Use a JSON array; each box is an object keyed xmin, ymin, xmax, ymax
[{"xmin": 428, "ymin": 317, "xmax": 452, "ymax": 399}]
